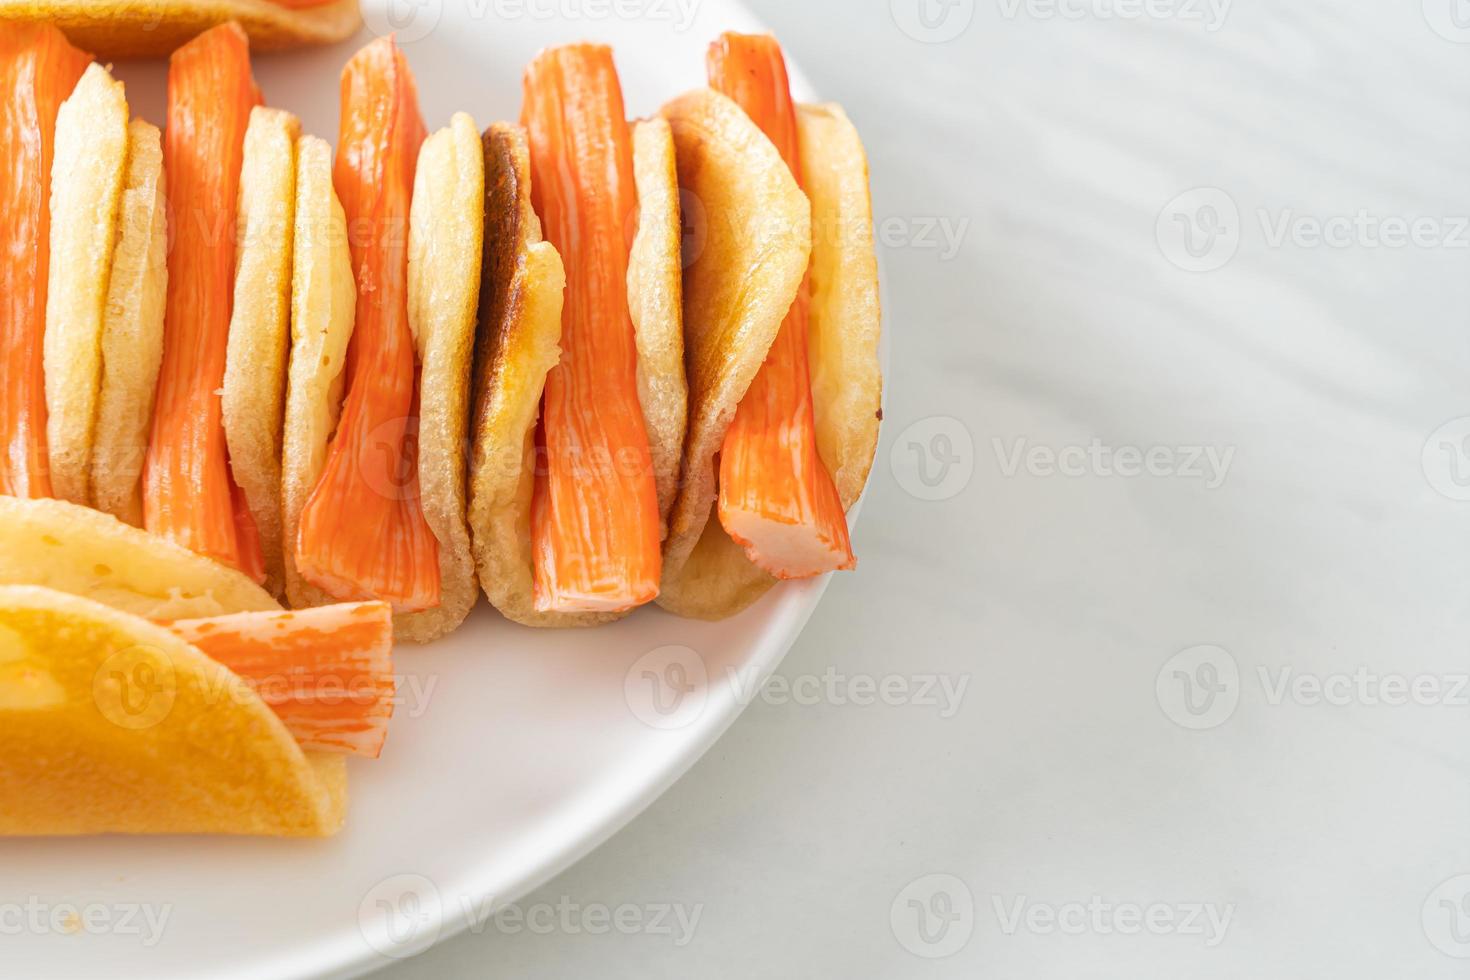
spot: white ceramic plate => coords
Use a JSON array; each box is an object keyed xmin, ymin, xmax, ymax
[{"xmin": 0, "ymin": 2, "xmax": 851, "ymax": 977}]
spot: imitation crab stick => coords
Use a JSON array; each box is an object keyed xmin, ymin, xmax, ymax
[
  {"xmin": 709, "ymin": 33, "xmax": 855, "ymax": 580},
  {"xmin": 521, "ymin": 45, "xmax": 662, "ymax": 613},
  {"xmin": 168, "ymin": 601, "xmax": 395, "ymax": 758},
  {"xmin": 0, "ymin": 25, "xmax": 90, "ymax": 498},
  {"xmin": 294, "ymin": 37, "xmax": 438, "ymax": 612},
  {"xmin": 143, "ymin": 22, "xmax": 265, "ymax": 581}
]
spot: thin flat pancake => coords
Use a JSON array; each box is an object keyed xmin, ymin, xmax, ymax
[
  {"xmin": 467, "ymin": 123, "xmax": 603, "ymax": 629},
  {"xmin": 224, "ymin": 105, "xmax": 300, "ymax": 599},
  {"xmin": 90, "ymin": 118, "xmax": 167, "ymax": 527},
  {"xmin": 654, "ymin": 88, "xmax": 811, "ymax": 621},
  {"xmin": 798, "ymin": 102, "xmax": 882, "ymax": 508},
  {"xmin": 0, "ymin": 585, "xmax": 344, "ymax": 836},
  {"xmin": 399, "ymin": 111, "xmax": 482, "ymax": 643},
  {"xmin": 0, "ymin": 497, "xmax": 278, "ymax": 619},
  {"xmin": 468, "ymin": 120, "xmax": 691, "ymax": 628},
  {"xmin": 44, "ymin": 62, "xmax": 127, "ymax": 507},
  {"xmin": 281, "ymin": 134, "xmax": 354, "ymax": 613},
  {"xmin": 627, "ymin": 116, "xmax": 687, "ymax": 534},
  {"xmin": 0, "ymin": 0, "xmax": 362, "ymax": 58},
  {"xmin": 656, "ymin": 96, "xmax": 883, "ymax": 621}
]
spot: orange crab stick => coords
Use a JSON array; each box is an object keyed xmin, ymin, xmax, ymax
[
  {"xmin": 295, "ymin": 37, "xmax": 438, "ymax": 613},
  {"xmin": 168, "ymin": 601, "xmax": 396, "ymax": 758},
  {"xmin": 0, "ymin": 25, "xmax": 90, "ymax": 498},
  {"xmin": 522, "ymin": 44, "xmax": 662, "ymax": 613},
  {"xmin": 709, "ymin": 33, "xmax": 854, "ymax": 580},
  {"xmin": 143, "ymin": 23, "xmax": 264, "ymax": 581}
]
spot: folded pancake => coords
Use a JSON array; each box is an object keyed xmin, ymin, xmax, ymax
[
  {"xmin": 628, "ymin": 116, "xmax": 687, "ymax": 534},
  {"xmin": 280, "ymin": 134, "xmax": 354, "ymax": 613},
  {"xmin": 467, "ymin": 110, "xmax": 686, "ymax": 628},
  {"xmin": 0, "ymin": 496, "xmax": 278, "ymax": 619},
  {"xmin": 223, "ymin": 106, "xmax": 301, "ymax": 598},
  {"xmin": 43, "ymin": 62, "xmax": 128, "ymax": 508},
  {"xmin": 0, "ymin": 585, "xmax": 346, "ymax": 837},
  {"xmin": 289, "ymin": 39, "xmax": 479, "ymax": 643},
  {"xmin": 90, "ymin": 118, "xmax": 168, "ymax": 527},
  {"xmin": 466, "ymin": 122, "xmax": 574, "ymax": 628},
  {"xmin": 0, "ymin": 24, "xmax": 91, "ymax": 500},
  {"xmin": 656, "ymin": 86, "xmax": 880, "ymax": 620},
  {"xmin": 0, "ymin": 1, "xmax": 362, "ymax": 58},
  {"xmin": 399, "ymin": 110, "xmax": 482, "ymax": 642},
  {"xmin": 796, "ymin": 102, "xmax": 881, "ymax": 507}
]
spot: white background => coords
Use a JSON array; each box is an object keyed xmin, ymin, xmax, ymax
[{"xmin": 381, "ymin": 0, "xmax": 1470, "ymax": 976}]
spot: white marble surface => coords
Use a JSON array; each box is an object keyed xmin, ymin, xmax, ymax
[{"xmin": 381, "ymin": 1, "xmax": 1470, "ymax": 976}]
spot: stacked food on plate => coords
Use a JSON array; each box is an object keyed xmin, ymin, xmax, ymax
[{"xmin": 0, "ymin": 4, "xmax": 881, "ymax": 835}]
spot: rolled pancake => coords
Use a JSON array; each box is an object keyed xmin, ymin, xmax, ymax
[
  {"xmin": 627, "ymin": 117, "xmax": 688, "ymax": 533},
  {"xmin": 798, "ymin": 103, "xmax": 882, "ymax": 506},
  {"xmin": 0, "ymin": 585, "xmax": 345, "ymax": 836},
  {"xmin": 0, "ymin": 0, "xmax": 362, "ymax": 58},
  {"xmin": 467, "ymin": 120, "xmax": 686, "ymax": 628},
  {"xmin": 43, "ymin": 63, "xmax": 128, "ymax": 507},
  {"xmin": 90, "ymin": 118, "xmax": 168, "ymax": 527},
  {"xmin": 0, "ymin": 496, "xmax": 278, "ymax": 619},
  {"xmin": 280, "ymin": 134, "xmax": 354, "ymax": 614},
  {"xmin": 655, "ymin": 91, "xmax": 881, "ymax": 621},
  {"xmin": 224, "ymin": 106, "xmax": 300, "ymax": 598},
  {"xmin": 398, "ymin": 111, "xmax": 482, "ymax": 643},
  {"xmin": 282, "ymin": 117, "xmax": 482, "ymax": 643}
]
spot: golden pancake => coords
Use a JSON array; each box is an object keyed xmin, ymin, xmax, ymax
[
  {"xmin": 0, "ymin": 0, "xmax": 362, "ymax": 58},
  {"xmin": 224, "ymin": 105, "xmax": 301, "ymax": 599},
  {"xmin": 399, "ymin": 111, "xmax": 482, "ymax": 643},
  {"xmin": 0, "ymin": 496, "xmax": 279, "ymax": 619},
  {"xmin": 280, "ymin": 134, "xmax": 354, "ymax": 613},
  {"xmin": 89, "ymin": 117, "xmax": 167, "ymax": 527},
  {"xmin": 44, "ymin": 63, "xmax": 128, "ymax": 507},
  {"xmin": 656, "ymin": 93, "xmax": 882, "ymax": 620},
  {"xmin": 0, "ymin": 585, "xmax": 344, "ymax": 836}
]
